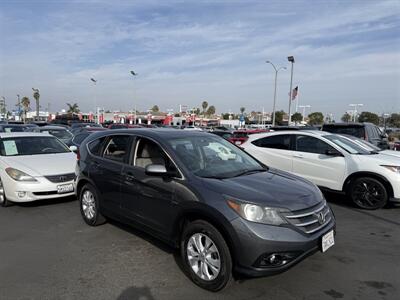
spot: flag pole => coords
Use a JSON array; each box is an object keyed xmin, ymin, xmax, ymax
[{"xmin": 296, "ymin": 89, "xmax": 299, "ymax": 113}]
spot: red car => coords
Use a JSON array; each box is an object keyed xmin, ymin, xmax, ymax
[
  {"xmin": 393, "ymin": 141, "xmax": 400, "ymax": 151},
  {"xmin": 228, "ymin": 129, "xmax": 269, "ymax": 145}
]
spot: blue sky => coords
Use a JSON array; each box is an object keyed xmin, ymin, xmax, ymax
[{"xmin": 0, "ymin": 0, "xmax": 399, "ymax": 118}]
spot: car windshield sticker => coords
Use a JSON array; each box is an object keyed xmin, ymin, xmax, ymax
[
  {"xmin": 3, "ymin": 140, "xmax": 18, "ymax": 155},
  {"xmin": 4, "ymin": 128, "xmax": 12, "ymax": 133}
]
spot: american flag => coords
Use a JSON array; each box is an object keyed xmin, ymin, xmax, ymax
[{"xmin": 291, "ymin": 86, "xmax": 298, "ymax": 100}]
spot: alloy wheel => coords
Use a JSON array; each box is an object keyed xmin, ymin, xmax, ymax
[
  {"xmin": 187, "ymin": 233, "xmax": 221, "ymax": 281},
  {"xmin": 352, "ymin": 179, "xmax": 386, "ymax": 209},
  {"xmin": 81, "ymin": 190, "xmax": 96, "ymax": 220}
]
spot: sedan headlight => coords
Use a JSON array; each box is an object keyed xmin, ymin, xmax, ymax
[
  {"xmin": 5, "ymin": 168, "xmax": 37, "ymax": 182},
  {"xmin": 227, "ymin": 199, "xmax": 287, "ymax": 225},
  {"xmin": 381, "ymin": 165, "xmax": 400, "ymax": 174}
]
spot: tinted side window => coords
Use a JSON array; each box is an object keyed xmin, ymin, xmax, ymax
[
  {"xmin": 295, "ymin": 135, "xmax": 335, "ymax": 154},
  {"xmin": 252, "ymin": 135, "xmax": 291, "ymax": 150},
  {"xmin": 323, "ymin": 126, "xmax": 365, "ymax": 138},
  {"xmin": 102, "ymin": 135, "xmax": 130, "ymax": 162},
  {"xmin": 88, "ymin": 137, "xmax": 106, "ymax": 156}
]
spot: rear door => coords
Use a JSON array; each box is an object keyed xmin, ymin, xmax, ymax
[
  {"xmin": 292, "ymin": 134, "xmax": 346, "ymax": 190},
  {"xmin": 89, "ymin": 134, "xmax": 132, "ymax": 212},
  {"xmin": 248, "ymin": 134, "xmax": 293, "ymax": 172}
]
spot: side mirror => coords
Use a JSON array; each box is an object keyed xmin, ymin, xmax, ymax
[
  {"xmin": 69, "ymin": 145, "xmax": 78, "ymax": 152},
  {"xmin": 145, "ymin": 164, "xmax": 168, "ymax": 176},
  {"xmin": 325, "ymin": 149, "xmax": 343, "ymax": 157}
]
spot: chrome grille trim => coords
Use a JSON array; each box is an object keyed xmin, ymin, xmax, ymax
[{"xmin": 286, "ymin": 203, "xmax": 325, "ymax": 219}]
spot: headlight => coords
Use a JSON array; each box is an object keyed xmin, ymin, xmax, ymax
[
  {"xmin": 227, "ymin": 199, "xmax": 287, "ymax": 225},
  {"xmin": 381, "ymin": 165, "xmax": 400, "ymax": 174},
  {"xmin": 5, "ymin": 168, "xmax": 37, "ymax": 182}
]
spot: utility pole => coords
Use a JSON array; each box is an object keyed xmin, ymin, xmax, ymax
[{"xmin": 287, "ymin": 56, "xmax": 295, "ymax": 126}]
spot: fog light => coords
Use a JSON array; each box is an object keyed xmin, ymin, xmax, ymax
[
  {"xmin": 17, "ymin": 191, "xmax": 27, "ymax": 198},
  {"xmin": 257, "ymin": 252, "xmax": 301, "ymax": 268}
]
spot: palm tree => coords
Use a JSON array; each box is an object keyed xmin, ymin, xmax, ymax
[
  {"xmin": 32, "ymin": 88, "xmax": 40, "ymax": 121},
  {"xmin": 20, "ymin": 96, "xmax": 30, "ymax": 123},
  {"xmin": 202, "ymin": 101, "xmax": 208, "ymax": 116},
  {"xmin": 240, "ymin": 107, "xmax": 245, "ymax": 114},
  {"xmin": 206, "ymin": 105, "xmax": 216, "ymax": 116},
  {"xmin": 66, "ymin": 103, "xmax": 80, "ymax": 114}
]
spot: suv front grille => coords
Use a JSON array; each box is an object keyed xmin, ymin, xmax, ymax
[
  {"xmin": 45, "ymin": 173, "xmax": 76, "ymax": 183},
  {"xmin": 283, "ymin": 201, "xmax": 332, "ymax": 234}
]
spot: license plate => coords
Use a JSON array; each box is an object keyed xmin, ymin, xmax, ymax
[
  {"xmin": 322, "ymin": 230, "xmax": 335, "ymax": 252},
  {"xmin": 57, "ymin": 183, "xmax": 74, "ymax": 194}
]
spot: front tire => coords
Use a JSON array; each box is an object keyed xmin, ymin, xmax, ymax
[
  {"xmin": 180, "ymin": 220, "xmax": 232, "ymax": 292},
  {"xmin": 79, "ymin": 184, "xmax": 106, "ymax": 226},
  {"xmin": 349, "ymin": 177, "xmax": 388, "ymax": 210},
  {"xmin": 0, "ymin": 178, "xmax": 12, "ymax": 207}
]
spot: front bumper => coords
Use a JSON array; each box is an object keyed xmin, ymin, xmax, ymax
[
  {"xmin": 231, "ymin": 216, "xmax": 336, "ymax": 277},
  {"xmin": 3, "ymin": 176, "xmax": 75, "ymax": 203}
]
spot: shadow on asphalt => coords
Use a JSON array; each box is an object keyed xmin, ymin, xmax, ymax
[
  {"xmin": 323, "ymin": 191, "xmax": 400, "ymax": 226},
  {"xmin": 12, "ymin": 196, "xmax": 76, "ymax": 208},
  {"xmin": 116, "ymin": 286, "xmax": 155, "ymax": 300}
]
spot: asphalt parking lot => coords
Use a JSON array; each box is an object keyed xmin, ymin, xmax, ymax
[{"xmin": 0, "ymin": 193, "xmax": 399, "ymax": 300}]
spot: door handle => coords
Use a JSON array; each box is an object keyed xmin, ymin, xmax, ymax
[
  {"xmin": 125, "ymin": 173, "xmax": 135, "ymax": 182},
  {"xmin": 293, "ymin": 154, "xmax": 304, "ymax": 158}
]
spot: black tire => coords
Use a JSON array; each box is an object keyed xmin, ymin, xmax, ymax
[
  {"xmin": 0, "ymin": 178, "xmax": 12, "ymax": 207},
  {"xmin": 348, "ymin": 177, "xmax": 388, "ymax": 210},
  {"xmin": 79, "ymin": 183, "xmax": 106, "ymax": 226},
  {"xmin": 180, "ymin": 220, "xmax": 232, "ymax": 292}
]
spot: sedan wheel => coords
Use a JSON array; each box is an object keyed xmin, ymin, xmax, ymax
[
  {"xmin": 350, "ymin": 177, "xmax": 388, "ymax": 210},
  {"xmin": 79, "ymin": 184, "xmax": 106, "ymax": 226},
  {"xmin": 0, "ymin": 178, "xmax": 11, "ymax": 207}
]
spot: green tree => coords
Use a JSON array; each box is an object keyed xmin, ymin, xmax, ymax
[
  {"xmin": 151, "ymin": 105, "xmax": 159, "ymax": 113},
  {"xmin": 240, "ymin": 107, "xmax": 245, "ymax": 114},
  {"xmin": 20, "ymin": 96, "xmax": 30, "ymax": 123},
  {"xmin": 341, "ymin": 112, "xmax": 352, "ymax": 122},
  {"xmin": 32, "ymin": 88, "xmax": 40, "ymax": 121},
  {"xmin": 66, "ymin": 103, "xmax": 80, "ymax": 114},
  {"xmin": 275, "ymin": 110, "xmax": 285, "ymax": 125},
  {"xmin": 201, "ymin": 101, "xmax": 208, "ymax": 115},
  {"xmin": 221, "ymin": 113, "xmax": 230, "ymax": 120},
  {"xmin": 291, "ymin": 112, "xmax": 303, "ymax": 124},
  {"xmin": 206, "ymin": 105, "xmax": 216, "ymax": 116},
  {"xmin": 358, "ymin": 111, "xmax": 379, "ymax": 125},
  {"xmin": 308, "ymin": 112, "xmax": 324, "ymax": 125},
  {"xmin": 388, "ymin": 113, "xmax": 400, "ymax": 128}
]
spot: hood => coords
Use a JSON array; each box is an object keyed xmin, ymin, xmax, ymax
[
  {"xmin": 378, "ymin": 150, "xmax": 400, "ymax": 160},
  {"xmin": 356, "ymin": 152, "xmax": 400, "ymax": 165},
  {"xmin": 201, "ymin": 168, "xmax": 322, "ymax": 211},
  {"xmin": 3, "ymin": 152, "xmax": 77, "ymax": 177}
]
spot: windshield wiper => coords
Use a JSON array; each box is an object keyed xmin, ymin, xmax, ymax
[{"xmin": 201, "ymin": 175, "xmax": 228, "ymax": 179}]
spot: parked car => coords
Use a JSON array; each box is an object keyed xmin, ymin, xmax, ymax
[
  {"xmin": 70, "ymin": 123, "xmax": 103, "ymax": 134},
  {"xmin": 76, "ymin": 129, "xmax": 335, "ymax": 291},
  {"xmin": 108, "ymin": 123, "xmax": 142, "ymax": 129},
  {"xmin": 71, "ymin": 128, "xmax": 108, "ymax": 148},
  {"xmin": 242, "ymin": 131, "xmax": 400, "ymax": 209},
  {"xmin": 321, "ymin": 122, "xmax": 390, "ymax": 150},
  {"xmin": 209, "ymin": 130, "xmax": 233, "ymax": 140},
  {"xmin": 0, "ymin": 133, "xmax": 77, "ymax": 206},
  {"xmin": 270, "ymin": 126, "xmax": 319, "ymax": 131},
  {"xmin": 0, "ymin": 124, "xmax": 28, "ymax": 132},
  {"xmin": 29, "ymin": 125, "xmax": 73, "ymax": 146},
  {"xmin": 229, "ymin": 129, "xmax": 269, "ymax": 145}
]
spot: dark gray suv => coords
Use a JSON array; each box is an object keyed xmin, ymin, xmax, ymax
[{"xmin": 76, "ymin": 129, "xmax": 335, "ymax": 291}]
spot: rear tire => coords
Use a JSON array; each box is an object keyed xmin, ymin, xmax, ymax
[
  {"xmin": 0, "ymin": 178, "xmax": 12, "ymax": 207},
  {"xmin": 348, "ymin": 177, "xmax": 388, "ymax": 210},
  {"xmin": 180, "ymin": 220, "xmax": 232, "ymax": 292},
  {"xmin": 79, "ymin": 183, "xmax": 106, "ymax": 226}
]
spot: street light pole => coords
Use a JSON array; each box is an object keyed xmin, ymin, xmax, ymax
[
  {"xmin": 287, "ymin": 56, "xmax": 295, "ymax": 126},
  {"xmin": 349, "ymin": 103, "xmax": 363, "ymax": 122},
  {"xmin": 266, "ymin": 61, "xmax": 286, "ymax": 126},
  {"xmin": 90, "ymin": 78, "xmax": 97, "ymax": 123},
  {"xmin": 130, "ymin": 70, "xmax": 138, "ymax": 124}
]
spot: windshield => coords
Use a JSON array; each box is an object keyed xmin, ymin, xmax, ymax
[
  {"xmin": 0, "ymin": 136, "xmax": 70, "ymax": 156},
  {"xmin": 168, "ymin": 135, "xmax": 265, "ymax": 179},
  {"xmin": 43, "ymin": 129, "xmax": 72, "ymax": 140},
  {"xmin": 338, "ymin": 134, "xmax": 381, "ymax": 152},
  {"xmin": 323, "ymin": 135, "xmax": 371, "ymax": 155}
]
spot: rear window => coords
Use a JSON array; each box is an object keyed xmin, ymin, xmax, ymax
[
  {"xmin": 2, "ymin": 126, "xmax": 25, "ymax": 132},
  {"xmin": 323, "ymin": 126, "xmax": 365, "ymax": 138},
  {"xmin": 252, "ymin": 135, "xmax": 291, "ymax": 150}
]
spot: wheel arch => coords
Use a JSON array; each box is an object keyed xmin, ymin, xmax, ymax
[{"xmin": 343, "ymin": 172, "xmax": 394, "ymax": 198}]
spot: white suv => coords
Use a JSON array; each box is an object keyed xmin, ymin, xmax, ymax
[{"xmin": 242, "ymin": 130, "xmax": 400, "ymax": 209}]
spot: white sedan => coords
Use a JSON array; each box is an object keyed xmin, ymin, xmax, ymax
[
  {"xmin": 0, "ymin": 132, "xmax": 77, "ymax": 207},
  {"xmin": 242, "ymin": 130, "xmax": 400, "ymax": 210}
]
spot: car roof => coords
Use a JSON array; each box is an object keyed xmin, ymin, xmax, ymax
[
  {"xmin": 0, "ymin": 132, "xmax": 50, "ymax": 138},
  {"xmin": 38, "ymin": 126, "xmax": 68, "ymax": 130},
  {"xmin": 245, "ymin": 129, "xmax": 331, "ymax": 141},
  {"xmin": 322, "ymin": 122, "xmax": 373, "ymax": 127}
]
